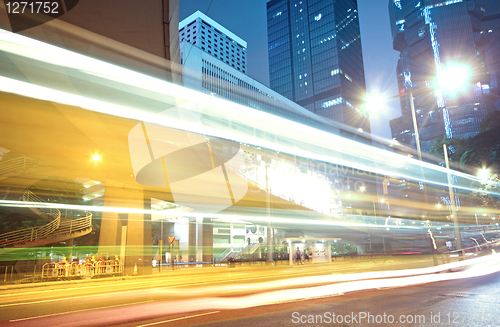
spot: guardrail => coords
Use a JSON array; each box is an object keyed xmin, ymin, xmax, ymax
[
  {"xmin": 42, "ymin": 259, "xmax": 123, "ymax": 279},
  {"xmin": 0, "ymin": 216, "xmax": 60, "ymax": 247},
  {"xmin": 0, "ymin": 156, "xmax": 47, "ymax": 177},
  {"xmin": 0, "ymin": 192, "xmax": 92, "ymax": 247},
  {"xmin": 52, "ymin": 214, "xmax": 93, "ymax": 237},
  {"xmin": 22, "ymin": 189, "xmax": 61, "ymax": 221}
]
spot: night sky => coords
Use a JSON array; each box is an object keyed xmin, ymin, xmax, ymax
[{"xmin": 179, "ymin": 0, "xmax": 401, "ymax": 140}]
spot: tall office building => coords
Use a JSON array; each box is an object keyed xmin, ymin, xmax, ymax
[
  {"xmin": 389, "ymin": 0, "xmax": 500, "ymax": 152},
  {"xmin": 266, "ymin": 0, "xmax": 370, "ymax": 132},
  {"xmin": 179, "ymin": 11, "xmax": 247, "ymax": 73}
]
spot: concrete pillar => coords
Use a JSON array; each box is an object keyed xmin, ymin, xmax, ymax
[
  {"xmin": 65, "ymin": 238, "xmax": 74, "ymax": 261},
  {"xmin": 98, "ymin": 180, "xmax": 151, "ymax": 275},
  {"xmin": 202, "ymin": 217, "xmax": 213, "ymax": 265},
  {"xmin": 188, "ymin": 217, "xmax": 196, "ymax": 263},
  {"xmin": 327, "ymin": 241, "xmax": 331, "ymax": 263},
  {"xmin": 288, "ymin": 240, "xmax": 293, "ymax": 265},
  {"xmin": 267, "ymin": 226, "xmax": 273, "ymax": 263},
  {"xmin": 98, "ymin": 181, "xmax": 123, "ymax": 258}
]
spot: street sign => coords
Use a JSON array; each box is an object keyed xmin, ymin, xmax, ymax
[{"xmin": 167, "ymin": 236, "xmax": 175, "ymax": 244}]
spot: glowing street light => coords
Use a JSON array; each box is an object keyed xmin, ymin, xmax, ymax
[
  {"xmin": 92, "ymin": 154, "xmax": 101, "ymax": 161},
  {"xmin": 436, "ymin": 203, "xmax": 442, "ymax": 209},
  {"xmin": 438, "ymin": 63, "xmax": 471, "ymax": 95},
  {"xmin": 478, "ymin": 168, "xmax": 490, "ymax": 183},
  {"xmin": 366, "ymin": 64, "xmax": 471, "ymax": 261},
  {"xmin": 365, "ymin": 92, "xmax": 387, "ymax": 116}
]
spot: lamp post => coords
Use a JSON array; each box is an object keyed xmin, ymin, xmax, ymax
[
  {"xmin": 367, "ymin": 63, "xmax": 471, "ymax": 262},
  {"xmin": 443, "ymin": 144, "xmax": 464, "ymax": 260}
]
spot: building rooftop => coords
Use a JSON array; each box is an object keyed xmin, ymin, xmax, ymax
[{"xmin": 179, "ymin": 10, "xmax": 247, "ymax": 48}]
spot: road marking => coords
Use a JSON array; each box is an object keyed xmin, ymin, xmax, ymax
[
  {"xmin": 9, "ymin": 300, "xmax": 153, "ymax": 322},
  {"xmin": 135, "ymin": 311, "xmax": 220, "ymax": 327}
]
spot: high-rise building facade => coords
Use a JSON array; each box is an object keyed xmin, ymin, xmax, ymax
[
  {"xmin": 179, "ymin": 11, "xmax": 247, "ymax": 73},
  {"xmin": 389, "ymin": 0, "xmax": 500, "ymax": 151},
  {"xmin": 266, "ymin": 0, "xmax": 370, "ymax": 132}
]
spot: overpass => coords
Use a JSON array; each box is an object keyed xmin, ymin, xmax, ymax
[{"xmin": 0, "ymin": 25, "xmax": 496, "ymax": 274}]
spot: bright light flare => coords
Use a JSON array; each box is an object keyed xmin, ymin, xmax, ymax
[
  {"xmin": 365, "ymin": 92, "xmax": 387, "ymax": 116},
  {"xmin": 438, "ymin": 63, "xmax": 471, "ymax": 94},
  {"xmin": 478, "ymin": 167, "xmax": 490, "ymax": 182},
  {"xmin": 92, "ymin": 155, "xmax": 101, "ymax": 161}
]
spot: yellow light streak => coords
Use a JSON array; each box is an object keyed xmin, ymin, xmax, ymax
[
  {"xmin": 9, "ymin": 300, "xmax": 153, "ymax": 322},
  {"xmin": 135, "ymin": 311, "xmax": 220, "ymax": 327}
]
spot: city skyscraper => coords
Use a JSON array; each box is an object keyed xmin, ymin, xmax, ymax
[
  {"xmin": 389, "ymin": 0, "xmax": 500, "ymax": 152},
  {"xmin": 179, "ymin": 11, "xmax": 247, "ymax": 73},
  {"xmin": 266, "ymin": 0, "xmax": 370, "ymax": 133}
]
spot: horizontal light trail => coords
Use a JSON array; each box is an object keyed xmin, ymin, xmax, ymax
[
  {"xmin": 0, "ymin": 29, "xmax": 496, "ymax": 198},
  {"xmin": 0, "ymin": 199, "xmax": 422, "ymax": 230},
  {"xmin": 135, "ymin": 311, "xmax": 220, "ymax": 327},
  {"xmin": 9, "ymin": 300, "xmax": 153, "ymax": 322},
  {"xmin": 5, "ymin": 253, "xmax": 500, "ymax": 327}
]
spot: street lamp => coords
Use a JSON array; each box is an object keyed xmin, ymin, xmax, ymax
[
  {"xmin": 478, "ymin": 168, "xmax": 491, "ymax": 183},
  {"xmin": 366, "ymin": 63, "xmax": 471, "ymax": 260}
]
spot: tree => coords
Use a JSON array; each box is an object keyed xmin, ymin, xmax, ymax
[
  {"xmin": 429, "ymin": 137, "xmax": 470, "ymax": 168},
  {"xmin": 479, "ymin": 111, "xmax": 500, "ymax": 133}
]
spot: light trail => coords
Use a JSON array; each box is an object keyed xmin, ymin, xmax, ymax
[
  {"xmin": 5, "ymin": 253, "xmax": 500, "ymax": 327},
  {"xmin": 135, "ymin": 311, "xmax": 220, "ymax": 327},
  {"xmin": 0, "ymin": 29, "xmax": 497, "ymax": 198},
  {"xmin": 0, "ymin": 199, "xmax": 423, "ymax": 230},
  {"xmin": 8, "ymin": 300, "xmax": 154, "ymax": 322}
]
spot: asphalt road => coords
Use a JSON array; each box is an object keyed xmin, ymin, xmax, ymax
[
  {"xmin": 2, "ymin": 255, "xmax": 498, "ymax": 326},
  {"xmin": 122, "ymin": 271, "xmax": 500, "ymax": 327}
]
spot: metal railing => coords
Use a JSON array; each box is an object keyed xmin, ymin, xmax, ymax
[
  {"xmin": 0, "ymin": 216, "xmax": 60, "ymax": 247},
  {"xmin": 0, "ymin": 156, "xmax": 47, "ymax": 177},
  {"xmin": 0, "ymin": 189, "xmax": 92, "ymax": 247},
  {"xmin": 42, "ymin": 259, "xmax": 123, "ymax": 279},
  {"xmin": 235, "ymin": 242, "xmax": 261, "ymax": 259},
  {"xmin": 52, "ymin": 213, "xmax": 93, "ymax": 237},
  {"xmin": 217, "ymin": 247, "xmax": 244, "ymax": 263},
  {"xmin": 22, "ymin": 189, "xmax": 61, "ymax": 221}
]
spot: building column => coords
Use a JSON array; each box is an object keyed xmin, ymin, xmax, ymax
[
  {"xmin": 267, "ymin": 226, "xmax": 273, "ymax": 263},
  {"xmin": 98, "ymin": 180, "xmax": 150, "ymax": 275},
  {"xmin": 202, "ymin": 217, "xmax": 213, "ymax": 265},
  {"xmin": 288, "ymin": 240, "xmax": 293, "ymax": 265},
  {"xmin": 327, "ymin": 241, "xmax": 332, "ymax": 263},
  {"xmin": 188, "ymin": 217, "xmax": 196, "ymax": 263}
]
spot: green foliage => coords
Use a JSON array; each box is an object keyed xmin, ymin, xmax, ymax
[
  {"xmin": 429, "ymin": 137, "xmax": 470, "ymax": 163},
  {"xmin": 469, "ymin": 173, "xmax": 500, "ymax": 209},
  {"xmin": 429, "ymin": 113, "xmax": 500, "ymax": 172},
  {"xmin": 479, "ymin": 111, "xmax": 500, "ymax": 133},
  {"xmin": 460, "ymin": 129, "xmax": 500, "ymax": 170}
]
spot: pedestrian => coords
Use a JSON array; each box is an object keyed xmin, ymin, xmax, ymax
[{"xmin": 296, "ymin": 247, "xmax": 304, "ymax": 265}]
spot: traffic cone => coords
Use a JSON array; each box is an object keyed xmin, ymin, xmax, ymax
[{"xmin": 133, "ymin": 263, "xmax": 138, "ymax": 275}]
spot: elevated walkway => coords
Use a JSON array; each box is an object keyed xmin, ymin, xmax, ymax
[{"xmin": 0, "ymin": 189, "xmax": 92, "ymax": 249}]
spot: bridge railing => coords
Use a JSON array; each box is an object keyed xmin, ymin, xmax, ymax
[
  {"xmin": 0, "ymin": 156, "xmax": 47, "ymax": 177},
  {"xmin": 22, "ymin": 189, "xmax": 61, "ymax": 221},
  {"xmin": 52, "ymin": 213, "xmax": 93, "ymax": 236},
  {"xmin": 0, "ymin": 217, "xmax": 60, "ymax": 247}
]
